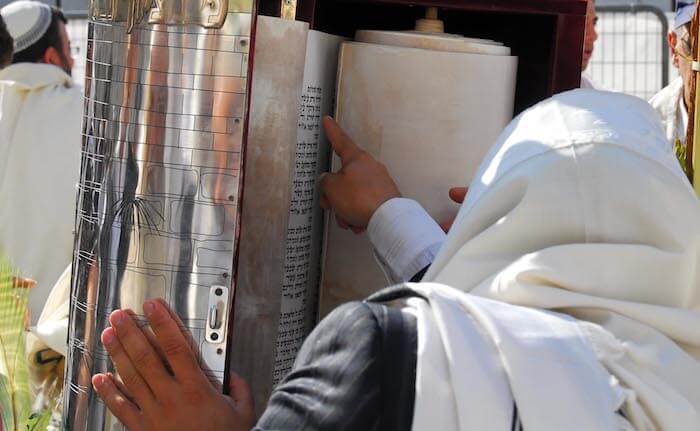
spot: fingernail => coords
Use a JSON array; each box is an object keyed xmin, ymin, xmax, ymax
[
  {"xmin": 93, "ymin": 374, "xmax": 106, "ymax": 389},
  {"xmin": 143, "ymin": 301, "xmax": 155, "ymax": 317},
  {"xmin": 110, "ymin": 310, "xmax": 125, "ymax": 326},
  {"xmin": 102, "ymin": 327, "xmax": 116, "ymax": 346}
]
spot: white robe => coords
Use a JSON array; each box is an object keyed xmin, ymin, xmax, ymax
[
  {"xmin": 410, "ymin": 90, "xmax": 700, "ymax": 431},
  {"xmin": 649, "ymin": 76, "xmax": 687, "ymax": 147},
  {"xmin": 0, "ymin": 63, "xmax": 82, "ymax": 321}
]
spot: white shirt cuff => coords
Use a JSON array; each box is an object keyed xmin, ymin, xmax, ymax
[{"xmin": 367, "ymin": 198, "xmax": 446, "ymax": 283}]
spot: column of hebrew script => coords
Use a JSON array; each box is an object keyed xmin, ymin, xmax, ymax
[{"xmin": 273, "ymin": 31, "xmax": 346, "ymax": 382}]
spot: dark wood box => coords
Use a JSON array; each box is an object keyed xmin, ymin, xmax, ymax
[{"xmin": 256, "ymin": 0, "xmax": 587, "ymax": 114}]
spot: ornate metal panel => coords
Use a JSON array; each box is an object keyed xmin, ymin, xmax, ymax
[
  {"xmin": 89, "ymin": 0, "xmax": 229, "ymax": 31},
  {"xmin": 64, "ymin": 1, "xmax": 252, "ymax": 429}
]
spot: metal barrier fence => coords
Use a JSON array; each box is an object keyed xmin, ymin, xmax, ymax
[
  {"xmin": 588, "ymin": 4, "xmax": 670, "ymax": 100},
  {"xmin": 29, "ymin": 3, "xmax": 676, "ymax": 102},
  {"xmin": 65, "ymin": 14, "xmax": 88, "ymax": 88}
]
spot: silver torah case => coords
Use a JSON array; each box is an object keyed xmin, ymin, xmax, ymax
[{"xmin": 64, "ymin": 1, "xmax": 253, "ymax": 429}]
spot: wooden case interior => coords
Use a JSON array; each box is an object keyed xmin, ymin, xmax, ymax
[{"xmin": 256, "ymin": 0, "xmax": 588, "ymax": 114}]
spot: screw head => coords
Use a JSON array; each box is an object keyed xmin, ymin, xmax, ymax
[{"xmin": 211, "ymin": 333, "xmax": 219, "ymax": 341}]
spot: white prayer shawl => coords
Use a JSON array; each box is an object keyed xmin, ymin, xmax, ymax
[
  {"xmin": 649, "ymin": 76, "xmax": 687, "ymax": 146},
  {"xmin": 411, "ymin": 90, "xmax": 700, "ymax": 431},
  {"xmin": 0, "ymin": 63, "xmax": 81, "ymax": 320}
]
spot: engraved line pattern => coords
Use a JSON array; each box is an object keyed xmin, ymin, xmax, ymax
[{"xmin": 64, "ymin": 12, "xmax": 252, "ymax": 430}]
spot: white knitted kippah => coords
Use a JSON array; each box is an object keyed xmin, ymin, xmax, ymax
[{"xmin": 0, "ymin": 1, "xmax": 52, "ymax": 53}]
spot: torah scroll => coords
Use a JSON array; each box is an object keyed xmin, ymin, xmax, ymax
[{"xmin": 320, "ymin": 31, "xmax": 518, "ymax": 314}]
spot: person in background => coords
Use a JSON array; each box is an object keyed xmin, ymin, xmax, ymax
[
  {"xmin": 0, "ymin": 15, "xmax": 13, "ymax": 68},
  {"xmin": 580, "ymin": 0, "xmax": 600, "ymax": 89},
  {"xmin": 649, "ymin": 0, "xmax": 695, "ymax": 174},
  {"xmin": 0, "ymin": 1, "xmax": 80, "ymax": 419},
  {"xmin": 0, "ymin": 0, "xmax": 80, "ymax": 322}
]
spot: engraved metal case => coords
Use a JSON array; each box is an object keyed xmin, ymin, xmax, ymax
[{"xmin": 64, "ymin": 1, "xmax": 252, "ymax": 429}]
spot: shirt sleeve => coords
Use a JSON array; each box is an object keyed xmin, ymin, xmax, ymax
[{"xmin": 367, "ymin": 198, "xmax": 446, "ymax": 283}]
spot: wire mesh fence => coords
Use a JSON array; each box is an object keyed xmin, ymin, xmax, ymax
[{"xmin": 588, "ymin": 5, "xmax": 671, "ymax": 100}]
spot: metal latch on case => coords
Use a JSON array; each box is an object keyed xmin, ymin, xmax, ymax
[{"xmin": 206, "ymin": 285, "xmax": 229, "ymax": 344}]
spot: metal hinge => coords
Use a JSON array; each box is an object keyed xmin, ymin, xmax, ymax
[{"xmin": 205, "ymin": 285, "xmax": 230, "ymax": 344}]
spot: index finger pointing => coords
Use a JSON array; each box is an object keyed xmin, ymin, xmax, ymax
[{"xmin": 323, "ymin": 116, "xmax": 362, "ymax": 165}]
